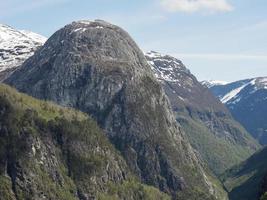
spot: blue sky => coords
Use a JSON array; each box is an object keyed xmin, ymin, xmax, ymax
[{"xmin": 1, "ymin": 0, "xmax": 267, "ymax": 81}]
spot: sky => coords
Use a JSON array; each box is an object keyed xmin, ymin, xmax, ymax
[{"xmin": 1, "ymin": 0, "xmax": 267, "ymax": 82}]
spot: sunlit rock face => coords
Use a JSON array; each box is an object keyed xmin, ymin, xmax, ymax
[{"xmin": 5, "ymin": 20, "xmax": 227, "ymax": 199}]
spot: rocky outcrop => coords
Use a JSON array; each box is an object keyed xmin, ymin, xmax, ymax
[
  {"xmin": 0, "ymin": 84, "xmax": 170, "ymax": 200},
  {"xmin": 5, "ymin": 20, "xmax": 227, "ymax": 199}
]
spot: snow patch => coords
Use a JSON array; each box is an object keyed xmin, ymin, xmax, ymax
[
  {"xmin": 220, "ymin": 77, "xmax": 267, "ymax": 104},
  {"xmin": 72, "ymin": 27, "xmax": 87, "ymax": 33},
  {"xmin": 202, "ymin": 80, "xmax": 229, "ymax": 88},
  {"xmin": 0, "ymin": 23, "xmax": 46, "ymax": 72},
  {"xmin": 259, "ymin": 77, "xmax": 267, "ymax": 86},
  {"xmin": 178, "ymin": 96, "xmax": 185, "ymax": 101},
  {"xmin": 20, "ymin": 30, "xmax": 47, "ymax": 44},
  {"xmin": 77, "ymin": 20, "xmax": 93, "ymax": 25},
  {"xmin": 221, "ymin": 85, "xmax": 246, "ymax": 103},
  {"xmin": 146, "ymin": 51, "xmax": 189, "ymax": 83}
]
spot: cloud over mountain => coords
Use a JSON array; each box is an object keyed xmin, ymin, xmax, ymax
[{"xmin": 160, "ymin": 0, "xmax": 233, "ymax": 13}]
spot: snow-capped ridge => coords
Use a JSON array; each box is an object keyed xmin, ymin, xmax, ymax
[
  {"xmin": 207, "ymin": 76, "xmax": 267, "ymax": 145},
  {"xmin": 221, "ymin": 84, "xmax": 247, "ymax": 103},
  {"xmin": 256, "ymin": 77, "xmax": 267, "ymax": 89},
  {"xmin": 75, "ymin": 19, "xmax": 114, "ymax": 27},
  {"xmin": 202, "ymin": 80, "xmax": 229, "ymax": 88},
  {"xmin": 0, "ymin": 23, "xmax": 47, "ymax": 73},
  {"xmin": 146, "ymin": 51, "xmax": 190, "ymax": 83},
  {"xmin": 219, "ymin": 77, "xmax": 267, "ymax": 104},
  {"xmin": 20, "ymin": 30, "xmax": 47, "ymax": 44}
]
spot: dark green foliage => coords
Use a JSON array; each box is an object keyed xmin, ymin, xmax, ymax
[
  {"xmin": 177, "ymin": 111, "xmax": 258, "ymax": 175},
  {"xmin": 0, "ymin": 175, "xmax": 16, "ymax": 200},
  {"xmin": 221, "ymin": 147, "xmax": 267, "ymax": 200},
  {"xmin": 261, "ymin": 192, "xmax": 267, "ymax": 200},
  {"xmin": 0, "ymin": 95, "xmax": 31, "ymax": 177},
  {"xmin": 0, "ymin": 84, "xmax": 170, "ymax": 200},
  {"xmin": 98, "ymin": 180, "xmax": 171, "ymax": 200},
  {"xmin": 175, "ymin": 187, "xmax": 215, "ymax": 200}
]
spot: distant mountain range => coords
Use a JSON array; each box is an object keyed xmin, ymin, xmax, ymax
[
  {"xmin": 201, "ymin": 80, "xmax": 229, "ymax": 88},
  {"xmin": 0, "ymin": 24, "xmax": 46, "ymax": 81},
  {"xmin": 204, "ymin": 78, "xmax": 267, "ymax": 145}
]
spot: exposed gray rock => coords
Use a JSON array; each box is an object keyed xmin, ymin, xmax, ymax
[
  {"xmin": 0, "ymin": 85, "xmax": 170, "ymax": 200},
  {"xmin": 5, "ymin": 20, "xmax": 227, "ymax": 199}
]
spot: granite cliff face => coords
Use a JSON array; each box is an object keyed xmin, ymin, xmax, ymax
[
  {"xmin": 146, "ymin": 51, "xmax": 259, "ymax": 175},
  {"xmin": 0, "ymin": 84, "xmax": 170, "ymax": 200},
  {"xmin": 5, "ymin": 20, "xmax": 227, "ymax": 199}
]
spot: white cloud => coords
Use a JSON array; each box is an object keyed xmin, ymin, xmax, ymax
[{"xmin": 160, "ymin": 0, "xmax": 233, "ymax": 13}]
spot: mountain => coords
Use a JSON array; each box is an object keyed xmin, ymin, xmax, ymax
[
  {"xmin": 0, "ymin": 84, "xmax": 170, "ymax": 200},
  {"xmin": 221, "ymin": 146, "xmax": 267, "ymax": 200},
  {"xmin": 0, "ymin": 24, "xmax": 46, "ymax": 81},
  {"xmin": 205, "ymin": 77, "xmax": 267, "ymax": 145},
  {"xmin": 5, "ymin": 20, "xmax": 227, "ymax": 199},
  {"xmin": 146, "ymin": 51, "xmax": 259, "ymax": 175},
  {"xmin": 202, "ymin": 80, "xmax": 229, "ymax": 88}
]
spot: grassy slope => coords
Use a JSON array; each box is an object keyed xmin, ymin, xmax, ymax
[
  {"xmin": 176, "ymin": 110, "xmax": 259, "ymax": 176},
  {"xmin": 0, "ymin": 84, "xmax": 170, "ymax": 200},
  {"xmin": 221, "ymin": 147, "xmax": 267, "ymax": 200}
]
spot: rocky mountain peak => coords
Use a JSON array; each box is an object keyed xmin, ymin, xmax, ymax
[
  {"xmin": 147, "ymin": 51, "xmax": 259, "ymax": 175},
  {"xmin": 5, "ymin": 20, "xmax": 226, "ymax": 199},
  {"xmin": 201, "ymin": 80, "xmax": 229, "ymax": 88},
  {"xmin": 146, "ymin": 51, "xmax": 190, "ymax": 83},
  {"xmin": 43, "ymin": 20, "xmax": 152, "ymax": 79},
  {"xmin": 146, "ymin": 51, "xmax": 228, "ymax": 112}
]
